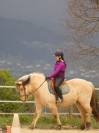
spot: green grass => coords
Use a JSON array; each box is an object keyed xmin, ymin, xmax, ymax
[
  {"xmin": 19, "ymin": 114, "xmax": 99, "ymax": 129},
  {"xmin": 61, "ymin": 115, "xmax": 81, "ymax": 128},
  {"xmin": 0, "ymin": 114, "xmax": 99, "ymax": 129},
  {"xmin": 92, "ymin": 118, "xmax": 99, "ymax": 129},
  {"xmin": 0, "ymin": 115, "xmax": 13, "ymax": 129}
]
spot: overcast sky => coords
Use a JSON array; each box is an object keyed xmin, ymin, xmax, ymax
[{"xmin": 0, "ymin": 0, "xmax": 68, "ymax": 32}]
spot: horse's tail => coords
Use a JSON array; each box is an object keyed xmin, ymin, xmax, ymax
[{"xmin": 90, "ymin": 86, "xmax": 99, "ymax": 121}]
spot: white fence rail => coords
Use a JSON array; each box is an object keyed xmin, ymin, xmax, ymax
[
  {"xmin": 0, "ymin": 101, "xmax": 35, "ymax": 103},
  {"xmin": 0, "ymin": 86, "xmax": 99, "ymax": 115},
  {"xmin": 0, "ymin": 86, "xmax": 99, "ymax": 90}
]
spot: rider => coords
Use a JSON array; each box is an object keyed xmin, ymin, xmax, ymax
[{"xmin": 46, "ymin": 50, "xmax": 66, "ymax": 103}]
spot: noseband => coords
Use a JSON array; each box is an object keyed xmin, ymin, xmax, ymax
[
  {"xmin": 19, "ymin": 84, "xmax": 28, "ymax": 101},
  {"xmin": 18, "ymin": 76, "xmax": 30, "ymax": 101}
]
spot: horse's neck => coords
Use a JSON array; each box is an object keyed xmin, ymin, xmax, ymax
[
  {"xmin": 33, "ymin": 81, "xmax": 51, "ymax": 103},
  {"xmin": 30, "ymin": 73, "xmax": 53, "ymax": 104}
]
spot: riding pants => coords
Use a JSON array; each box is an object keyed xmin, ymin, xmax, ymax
[{"xmin": 54, "ymin": 77, "xmax": 64, "ymax": 100}]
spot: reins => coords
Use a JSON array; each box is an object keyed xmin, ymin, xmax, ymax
[
  {"xmin": 32, "ymin": 80, "xmax": 46, "ymax": 94},
  {"xmin": 19, "ymin": 85, "xmax": 28, "ymax": 101}
]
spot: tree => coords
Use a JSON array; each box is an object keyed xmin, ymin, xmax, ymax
[
  {"xmin": 66, "ymin": 0, "xmax": 99, "ymax": 84},
  {"xmin": 0, "ymin": 70, "xmax": 15, "ymax": 85},
  {"xmin": 67, "ymin": 0, "xmax": 99, "ymax": 42},
  {"xmin": 0, "ymin": 70, "xmax": 17, "ymax": 101},
  {"xmin": 67, "ymin": 0, "xmax": 99, "ymax": 58},
  {"xmin": 91, "ymin": 0, "xmax": 99, "ymax": 5}
]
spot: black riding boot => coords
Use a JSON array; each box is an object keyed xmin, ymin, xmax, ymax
[
  {"xmin": 55, "ymin": 87, "xmax": 63, "ymax": 103},
  {"xmin": 54, "ymin": 77, "xmax": 64, "ymax": 103},
  {"xmin": 58, "ymin": 88, "xmax": 63, "ymax": 101}
]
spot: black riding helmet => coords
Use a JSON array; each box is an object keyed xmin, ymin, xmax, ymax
[{"xmin": 54, "ymin": 51, "xmax": 64, "ymax": 59}]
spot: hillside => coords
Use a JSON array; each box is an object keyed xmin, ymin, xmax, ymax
[
  {"xmin": 0, "ymin": 17, "xmax": 99, "ymax": 86},
  {"xmin": 0, "ymin": 17, "xmax": 69, "ymax": 75}
]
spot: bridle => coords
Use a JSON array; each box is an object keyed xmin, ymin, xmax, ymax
[
  {"xmin": 19, "ymin": 80, "xmax": 46, "ymax": 101},
  {"xmin": 19, "ymin": 83, "xmax": 28, "ymax": 101}
]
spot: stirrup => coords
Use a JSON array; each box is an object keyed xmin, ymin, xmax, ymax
[{"xmin": 56, "ymin": 98, "xmax": 63, "ymax": 104}]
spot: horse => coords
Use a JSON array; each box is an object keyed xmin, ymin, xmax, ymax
[{"xmin": 16, "ymin": 72, "xmax": 99, "ymax": 130}]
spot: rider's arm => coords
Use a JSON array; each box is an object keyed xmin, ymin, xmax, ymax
[{"xmin": 48, "ymin": 63, "xmax": 64, "ymax": 79}]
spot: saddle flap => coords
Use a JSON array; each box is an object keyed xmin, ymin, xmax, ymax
[{"xmin": 48, "ymin": 80, "xmax": 70, "ymax": 95}]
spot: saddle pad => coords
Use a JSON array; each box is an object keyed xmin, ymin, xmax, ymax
[{"xmin": 48, "ymin": 80, "xmax": 70, "ymax": 95}]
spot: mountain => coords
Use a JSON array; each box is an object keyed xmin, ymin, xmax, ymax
[
  {"xmin": 0, "ymin": 17, "xmax": 99, "ymax": 86},
  {"xmin": 0, "ymin": 17, "xmax": 70, "ymax": 76},
  {"xmin": 0, "ymin": 17, "xmax": 65, "ymax": 58}
]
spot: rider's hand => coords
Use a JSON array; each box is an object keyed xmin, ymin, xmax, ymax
[{"xmin": 45, "ymin": 76, "xmax": 49, "ymax": 80}]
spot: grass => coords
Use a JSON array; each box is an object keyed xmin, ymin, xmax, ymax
[
  {"xmin": 19, "ymin": 114, "xmax": 99, "ymax": 129},
  {"xmin": 0, "ymin": 115, "xmax": 13, "ymax": 130},
  {"xmin": 0, "ymin": 114, "xmax": 99, "ymax": 129}
]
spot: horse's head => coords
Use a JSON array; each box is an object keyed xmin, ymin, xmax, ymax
[
  {"xmin": 16, "ymin": 75, "xmax": 30, "ymax": 101},
  {"xmin": 16, "ymin": 73, "xmax": 46, "ymax": 101}
]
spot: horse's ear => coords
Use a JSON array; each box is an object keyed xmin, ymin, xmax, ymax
[{"xmin": 15, "ymin": 81, "xmax": 22, "ymax": 85}]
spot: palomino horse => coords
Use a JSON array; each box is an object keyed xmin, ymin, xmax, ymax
[{"xmin": 16, "ymin": 73, "xmax": 99, "ymax": 130}]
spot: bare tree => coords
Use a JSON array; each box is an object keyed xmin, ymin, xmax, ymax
[
  {"xmin": 67, "ymin": 0, "xmax": 99, "ymax": 52},
  {"xmin": 66, "ymin": 0, "xmax": 99, "ymax": 81},
  {"xmin": 68, "ymin": 0, "xmax": 99, "ymax": 36},
  {"xmin": 91, "ymin": 0, "xmax": 99, "ymax": 5}
]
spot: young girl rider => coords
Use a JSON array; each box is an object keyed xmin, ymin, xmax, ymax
[{"xmin": 46, "ymin": 51, "xmax": 66, "ymax": 103}]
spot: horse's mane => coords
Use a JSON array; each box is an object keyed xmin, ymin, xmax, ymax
[
  {"xmin": 18, "ymin": 72, "xmax": 45, "ymax": 85},
  {"xmin": 18, "ymin": 74, "xmax": 30, "ymax": 85}
]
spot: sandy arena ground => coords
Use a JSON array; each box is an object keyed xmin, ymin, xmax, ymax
[
  {"xmin": 21, "ymin": 128, "xmax": 99, "ymax": 133},
  {"xmin": 12, "ymin": 114, "xmax": 99, "ymax": 133}
]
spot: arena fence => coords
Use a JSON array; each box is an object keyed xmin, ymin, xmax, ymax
[{"xmin": 0, "ymin": 86, "xmax": 99, "ymax": 115}]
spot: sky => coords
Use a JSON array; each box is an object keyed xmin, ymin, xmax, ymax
[
  {"xmin": 0, "ymin": 0, "xmax": 70, "ymax": 75},
  {"xmin": 0, "ymin": 0, "xmax": 99, "ymax": 78},
  {"xmin": 0, "ymin": 0, "xmax": 68, "ymax": 33}
]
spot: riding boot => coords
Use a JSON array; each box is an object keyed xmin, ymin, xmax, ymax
[
  {"xmin": 55, "ymin": 87, "xmax": 63, "ymax": 103},
  {"xmin": 58, "ymin": 88, "xmax": 63, "ymax": 102}
]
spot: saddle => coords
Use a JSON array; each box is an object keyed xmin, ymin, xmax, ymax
[{"xmin": 48, "ymin": 79, "xmax": 70, "ymax": 95}]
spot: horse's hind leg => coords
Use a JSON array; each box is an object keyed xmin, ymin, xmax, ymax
[
  {"xmin": 78, "ymin": 101, "xmax": 92, "ymax": 129},
  {"xmin": 76, "ymin": 102, "xmax": 86, "ymax": 130},
  {"xmin": 83, "ymin": 104, "xmax": 92, "ymax": 129}
]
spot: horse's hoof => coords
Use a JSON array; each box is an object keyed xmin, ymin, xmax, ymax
[
  {"xmin": 80, "ymin": 124, "xmax": 85, "ymax": 130},
  {"xmin": 85, "ymin": 122, "xmax": 91, "ymax": 130},
  {"xmin": 57, "ymin": 124, "xmax": 62, "ymax": 130},
  {"xmin": 29, "ymin": 125, "xmax": 35, "ymax": 129}
]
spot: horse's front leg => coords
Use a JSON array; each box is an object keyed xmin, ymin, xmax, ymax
[
  {"xmin": 29, "ymin": 103, "xmax": 42, "ymax": 129},
  {"xmin": 55, "ymin": 112, "xmax": 62, "ymax": 129},
  {"xmin": 48, "ymin": 103, "xmax": 62, "ymax": 129}
]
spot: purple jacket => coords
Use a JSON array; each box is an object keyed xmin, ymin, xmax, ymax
[{"xmin": 48, "ymin": 60, "xmax": 66, "ymax": 79}]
